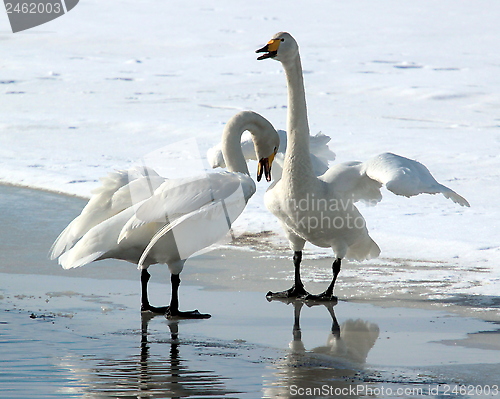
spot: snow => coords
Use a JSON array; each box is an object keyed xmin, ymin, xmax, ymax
[{"xmin": 1, "ymin": 0, "xmax": 499, "ymax": 296}]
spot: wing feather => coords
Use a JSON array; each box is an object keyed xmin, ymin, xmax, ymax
[
  {"xmin": 138, "ymin": 174, "xmax": 253, "ymax": 267},
  {"xmin": 362, "ymin": 153, "xmax": 470, "ymax": 206},
  {"xmin": 320, "ymin": 153, "xmax": 469, "ymax": 207},
  {"xmin": 119, "ymin": 172, "xmax": 255, "ymax": 242}
]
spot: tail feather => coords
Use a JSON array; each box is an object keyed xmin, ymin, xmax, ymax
[
  {"xmin": 49, "ymin": 224, "xmax": 78, "ymax": 260},
  {"xmin": 346, "ymin": 235, "xmax": 381, "ymax": 261},
  {"xmin": 59, "ymin": 250, "xmax": 106, "ymax": 269}
]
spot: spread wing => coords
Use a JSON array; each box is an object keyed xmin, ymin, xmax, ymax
[{"xmin": 321, "ymin": 152, "xmax": 469, "ymax": 207}]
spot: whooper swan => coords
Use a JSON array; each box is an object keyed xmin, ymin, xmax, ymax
[
  {"xmin": 256, "ymin": 32, "xmax": 469, "ymax": 301},
  {"xmin": 50, "ymin": 111, "xmax": 279, "ymax": 318}
]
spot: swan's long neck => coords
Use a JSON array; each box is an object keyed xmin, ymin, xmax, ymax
[
  {"xmin": 221, "ymin": 112, "xmax": 269, "ymax": 175},
  {"xmin": 282, "ymin": 54, "xmax": 315, "ymax": 185}
]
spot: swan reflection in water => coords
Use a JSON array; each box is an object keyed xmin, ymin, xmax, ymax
[
  {"xmin": 57, "ymin": 313, "xmax": 240, "ymax": 398},
  {"xmin": 54, "ymin": 303, "xmax": 378, "ymax": 398},
  {"xmin": 264, "ymin": 299, "xmax": 379, "ymax": 398}
]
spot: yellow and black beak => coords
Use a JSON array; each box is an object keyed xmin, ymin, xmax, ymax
[
  {"xmin": 257, "ymin": 150, "xmax": 277, "ymax": 182},
  {"xmin": 256, "ymin": 38, "xmax": 281, "ymax": 60}
]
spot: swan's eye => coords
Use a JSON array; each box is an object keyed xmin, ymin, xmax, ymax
[{"xmin": 280, "ymin": 38, "xmax": 285, "ymax": 42}]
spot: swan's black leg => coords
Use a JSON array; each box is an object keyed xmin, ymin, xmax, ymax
[
  {"xmin": 165, "ymin": 274, "xmax": 211, "ymax": 319},
  {"xmin": 141, "ymin": 269, "xmax": 170, "ymax": 313},
  {"xmin": 141, "ymin": 270, "xmax": 210, "ymax": 318},
  {"xmin": 267, "ymin": 251, "xmax": 310, "ymax": 299},
  {"xmin": 304, "ymin": 258, "xmax": 341, "ymax": 302}
]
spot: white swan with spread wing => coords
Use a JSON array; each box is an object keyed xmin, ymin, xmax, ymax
[
  {"xmin": 256, "ymin": 32, "xmax": 469, "ymax": 301},
  {"xmin": 50, "ymin": 111, "xmax": 279, "ymax": 318}
]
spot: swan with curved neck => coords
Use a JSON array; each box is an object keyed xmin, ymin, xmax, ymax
[
  {"xmin": 257, "ymin": 32, "xmax": 469, "ymax": 301},
  {"xmin": 221, "ymin": 110, "xmax": 278, "ymax": 182},
  {"xmin": 51, "ymin": 111, "xmax": 279, "ymax": 318}
]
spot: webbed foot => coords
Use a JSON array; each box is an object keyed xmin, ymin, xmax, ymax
[
  {"xmin": 165, "ymin": 308, "xmax": 211, "ymax": 320},
  {"xmin": 266, "ymin": 285, "xmax": 309, "ymax": 300},
  {"xmin": 141, "ymin": 304, "xmax": 170, "ymax": 314},
  {"xmin": 303, "ymin": 291, "xmax": 338, "ymax": 303}
]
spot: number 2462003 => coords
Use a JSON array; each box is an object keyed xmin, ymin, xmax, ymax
[{"xmin": 5, "ymin": 2, "xmax": 62, "ymax": 14}]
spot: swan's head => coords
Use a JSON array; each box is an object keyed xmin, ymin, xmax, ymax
[
  {"xmin": 256, "ymin": 133, "xmax": 279, "ymax": 183},
  {"xmin": 221, "ymin": 111, "xmax": 279, "ymax": 182},
  {"xmin": 256, "ymin": 32, "xmax": 299, "ymax": 63}
]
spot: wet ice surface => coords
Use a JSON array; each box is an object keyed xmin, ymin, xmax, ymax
[
  {"xmin": 3, "ymin": 274, "xmax": 500, "ymax": 398},
  {"xmin": 1, "ymin": 185, "xmax": 500, "ymax": 398}
]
